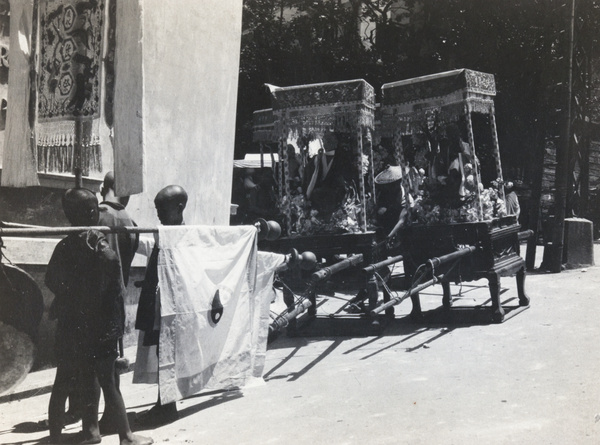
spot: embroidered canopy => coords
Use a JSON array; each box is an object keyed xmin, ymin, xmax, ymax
[
  {"xmin": 252, "ymin": 72, "xmax": 506, "ymax": 230},
  {"xmin": 269, "ymin": 79, "xmax": 375, "ymax": 137},
  {"xmin": 379, "ymin": 69, "xmax": 497, "ymax": 137}
]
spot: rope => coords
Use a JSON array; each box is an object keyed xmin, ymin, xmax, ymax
[
  {"xmin": 374, "ymin": 270, "xmax": 401, "ymax": 303},
  {"xmin": 0, "ymin": 237, "xmax": 15, "ymax": 267},
  {"xmin": 0, "ymin": 240, "xmax": 17, "ymax": 294}
]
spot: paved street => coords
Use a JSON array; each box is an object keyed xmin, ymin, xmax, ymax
[{"xmin": 1, "ymin": 246, "xmax": 600, "ymax": 445}]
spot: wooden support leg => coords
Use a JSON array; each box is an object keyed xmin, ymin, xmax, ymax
[
  {"xmin": 366, "ymin": 275, "xmax": 379, "ymax": 314},
  {"xmin": 350, "ymin": 288, "xmax": 367, "ymax": 314},
  {"xmin": 382, "ymin": 286, "xmax": 395, "ymax": 317},
  {"xmin": 283, "ymin": 286, "xmax": 296, "ymax": 333},
  {"xmin": 442, "ymin": 281, "xmax": 452, "ymax": 310},
  {"xmin": 410, "ymin": 291, "xmax": 423, "ymax": 320},
  {"xmin": 307, "ymin": 286, "xmax": 317, "ymax": 317},
  {"xmin": 488, "ymin": 273, "xmax": 505, "ymax": 323},
  {"xmin": 365, "ymin": 274, "xmax": 382, "ymax": 328},
  {"xmin": 516, "ymin": 266, "xmax": 530, "ymax": 307}
]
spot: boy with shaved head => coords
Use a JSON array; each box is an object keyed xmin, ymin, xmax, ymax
[
  {"xmin": 135, "ymin": 185, "xmax": 187, "ymax": 426},
  {"xmin": 99, "ymin": 171, "xmax": 139, "ymax": 287},
  {"xmin": 46, "ymin": 188, "xmax": 152, "ymax": 445},
  {"xmin": 97, "ymin": 171, "xmax": 139, "ymax": 434}
]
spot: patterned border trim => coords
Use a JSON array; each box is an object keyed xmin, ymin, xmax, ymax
[
  {"xmin": 270, "ymin": 79, "xmax": 375, "ymax": 110},
  {"xmin": 382, "ymin": 69, "xmax": 495, "ymax": 106}
]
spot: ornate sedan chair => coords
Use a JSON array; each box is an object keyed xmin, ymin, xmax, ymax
[
  {"xmin": 374, "ymin": 69, "xmax": 530, "ymax": 323},
  {"xmin": 258, "ymin": 79, "xmax": 387, "ymax": 334}
]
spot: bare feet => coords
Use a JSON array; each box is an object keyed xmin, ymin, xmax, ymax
[
  {"xmin": 76, "ymin": 433, "xmax": 102, "ymax": 444},
  {"xmin": 49, "ymin": 432, "xmax": 101, "ymax": 444},
  {"xmin": 78, "ymin": 437, "xmax": 102, "ymax": 444},
  {"xmin": 120, "ymin": 434, "xmax": 153, "ymax": 445}
]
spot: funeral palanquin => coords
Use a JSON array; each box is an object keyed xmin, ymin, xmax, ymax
[
  {"xmin": 253, "ymin": 70, "xmax": 529, "ymax": 323},
  {"xmin": 264, "ymin": 79, "xmax": 377, "ymax": 237},
  {"xmin": 378, "ymin": 68, "xmax": 510, "ymax": 226},
  {"xmin": 378, "ymin": 69, "xmax": 528, "ymax": 322}
]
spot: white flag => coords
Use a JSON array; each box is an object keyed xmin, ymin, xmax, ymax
[{"xmin": 136, "ymin": 225, "xmax": 284, "ymax": 404}]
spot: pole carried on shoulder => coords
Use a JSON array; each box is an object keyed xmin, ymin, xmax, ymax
[{"xmin": 0, "ymin": 219, "xmax": 282, "ymax": 239}]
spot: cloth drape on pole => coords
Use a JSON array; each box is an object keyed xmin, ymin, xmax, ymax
[
  {"xmin": 133, "ymin": 225, "xmax": 284, "ymax": 404},
  {"xmin": 250, "ymin": 251, "xmax": 285, "ymax": 378}
]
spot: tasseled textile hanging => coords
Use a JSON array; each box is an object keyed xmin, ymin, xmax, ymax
[
  {"xmin": 36, "ymin": 119, "xmax": 102, "ymax": 175},
  {"xmin": 35, "ymin": 0, "xmax": 105, "ymax": 177}
]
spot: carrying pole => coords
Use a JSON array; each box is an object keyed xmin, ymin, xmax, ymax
[
  {"xmin": 269, "ymin": 298, "xmax": 314, "ymax": 332},
  {"xmin": 269, "ymin": 254, "xmax": 365, "ymax": 333},
  {"xmin": 0, "ymin": 220, "xmax": 278, "ymax": 238},
  {"xmin": 0, "ymin": 225, "xmax": 158, "ymax": 237},
  {"xmin": 370, "ymin": 275, "xmax": 443, "ymax": 316},
  {"xmin": 370, "ymin": 246, "xmax": 476, "ymax": 316},
  {"xmin": 362, "ymin": 254, "xmax": 404, "ymax": 275},
  {"xmin": 310, "ymin": 254, "xmax": 363, "ymax": 282},
  {"xmin": 426, "ymin": 246, "xmax": 476, "ymax": 269}
]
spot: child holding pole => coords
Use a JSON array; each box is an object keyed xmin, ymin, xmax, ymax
[{"xmin": 46, "ymin": 188, "xmax": 152, "ymax": 445}]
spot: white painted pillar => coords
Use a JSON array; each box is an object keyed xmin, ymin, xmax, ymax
[{"xmin": 116, "ymin": 0, "xmax": 244, "ymax": 227}]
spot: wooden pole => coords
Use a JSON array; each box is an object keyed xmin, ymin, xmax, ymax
[
  {"xmin": 526, "ymin": 74, "xmax": 550, "ymax": 270},
  {"xmin": 526, "ymin": 0, "xmax": 554, "ymax": 270},
  {"xmin": 74, "ymin": 119, "xmax": 83, "ymax": 188},
  {"xmin": 259, "ymin": 142, "xmax": 265, "ymax": 169},
  {"xmin": 549, "ymin": 0, "xmax": 576, "ymax": 273},
  {"xmin": 465, "ymin": 103, "xmax": 484, "ymax": 220},
  {"xmin": 525, "ymin": 124, "xmax": 546, "ymax": 270},
  {"xmin": 0, "ymin": 220, "xmax": 274, "ymax": 238},
  {"xmin": 370, "ymin": 275, "xmax": 442, "ymax": 316},
  {"xmin": 0, "ymin": 225, "xmax": 158, "ymax": 237}
]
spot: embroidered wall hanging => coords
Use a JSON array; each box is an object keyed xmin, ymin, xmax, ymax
[
  {"xmin": 37, "ymin": 0, "xmax": 105, "ymax": 122},
  {"xmin": 34, "ymin": 0, "xmax": 105, "ymax": 177}
]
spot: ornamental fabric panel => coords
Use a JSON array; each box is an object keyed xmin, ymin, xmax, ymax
[
  {"xmin": 35, "ymin": 0, "xmax": 105, "ymax": 177},
  {"xmin": 37, "ymin": 0, "xmax": 104, "ymax": 121},
  {"xmin": 132, "ymin": 225, "xmax": 284, "ymax": 404}
]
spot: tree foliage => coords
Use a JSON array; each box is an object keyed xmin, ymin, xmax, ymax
[{"xmin": 236, "ymin": 0, "xmax": 600, "ymax": 186}]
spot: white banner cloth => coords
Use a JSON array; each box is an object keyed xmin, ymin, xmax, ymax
[
  {"xmin": 133, "ymin": 225, "xmax": 284, "ymax": 404},
  {"xmin": 250, "ymin": 251, "xmax": 286, "ymax": 378}
]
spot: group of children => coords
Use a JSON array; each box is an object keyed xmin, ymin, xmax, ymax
[{"xmin": 45, "ymin": 174, "xmax": 188, "ymax": 444}]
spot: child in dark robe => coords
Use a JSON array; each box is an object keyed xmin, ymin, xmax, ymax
[
  {"xmin": 134, "ymin": 185, "xmax": 187, "ymax": 426},
  {"xmin": 46, "ymin": 188, "xmax": 152, "ymax": 445}
]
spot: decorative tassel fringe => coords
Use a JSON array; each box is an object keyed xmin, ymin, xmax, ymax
[{"xmin": 35, "ymin": 120, "xmax": 103, "ymax": 176}]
